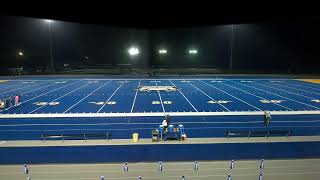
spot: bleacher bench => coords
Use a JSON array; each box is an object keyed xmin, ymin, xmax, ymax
[
  {"xmin": 41, "ymin": 132, "xmax": 112, "ymax": 141},
  {"xmin": 225, "ymin": 130, "xmax": 292, "ymax": 138}
]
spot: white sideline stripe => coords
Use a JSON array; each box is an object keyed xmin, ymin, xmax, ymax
[
  {"xmin": 154, "ymin": 79, "xmax": 166, "ymax": 113},
  {"xmin": 187, "ymin": 81, "xmax": 230, "ymax": 111},
  {"xmin": 200, "ymin": 80, "xmax": 261, "ymax": 111},
  {"xmin": 97, "ymin": 81, "xmax": 124, "ymax": 113},
  {"xmin": 255, "ymin": 81, "xmax": 317, "ymax": 100},
  {"xmin": 2, "ymin": 78, "xmax": 299, "ymax": 81},
  {"xmin": 3, "ymin": 120, "xmax": 320, "ymax": 127},
  {"xmin": 1, "ymin": 110, "xmax": 320, "ymax": 118},
  {"xmin": 130, "ymin": 80, "xmax": 141, "ymax": 113},
  {"xmin": 1, "ymin": 158, "xmax": 319, "ymax": 167},
  {"xmin": 169, "ymin": 80, "xmax": 198, "ymax": 112},
  {"xmin": 28, "ymin": 83, "xmax": 90, "ymax": 114},
  {"xmin": 0, "ymin": 141, "xmax": 6, "ymax": 145},
  {"xmin": 270, "ymin": 81, "xmax": 320, "ymax": 96},
  {"xmin": 63, "ymin": 81, "xmax": 112, "ymax": 113},
  {"xmin": 221, "ymin": 81, "xmax": 293, "ymax": 111},
  {"xmin": 237, "ymin": 81, "xmax": 320, "ymax": 110}
]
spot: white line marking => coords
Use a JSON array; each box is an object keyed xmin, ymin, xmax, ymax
[
  {"xmin": 0, "ymin": 141, "xmax": 6, "ymax": 145},
  {"xmin": 200, "ymin": 80, "xmax": 261, "ymax": 111},
  {"xmin": 4, "ymin": 119, "xmax": 320, "ymax": 127},
  {"xmin": 130, "ymin": 80, "xmax": 141, "ymax": 113},
  {"xmin": 97, "ymin": 81, "xmax": 124, "ymax": 113},
  {"xmin": 154, "ymin": 79, "xmax": 166, "ymax": 113},
  {"xmin": 237, "ymin": 81, "xmax": 320, "ymax": 110},
  {"xmin": 187, "ymin": 81, "xmax": 230, "ymax": 111},
  {"xmin": 220, "ymin": 82, "xmax": 293, "ymax": 111},
  {"xmin": 28, "ymin": 83, "xmax": 89, "ymax": 114},
  {"xmin": 0, "ymin": 81, "xmax": 56, "ymax": 112},
  {"xmin": 269, "ymin": 81, "xmax": 320, "ymax": 96},
  {"xmin": 169, "ymin": 80, "xmax": 198, "ymax": 112},
  {"xmin": 63, "ymin": 81, "xmax": 112, "ymax": 113},
  {"xmin": 255, "ymin": 81, "xmax": 317, "ymax": 100},
  {"xmin": 0, "ymin": 81, "xmax": 49, "ymax": 95},
  {"xmin": 2, "ymin": 110, "xmax": 319, "ymax": 118},
  {"xmin": 286, "ymin": 81, "xmax": 319, "ymax": 90},
  {"xmin": 0, "ymin": 83, "xmax": 25, "ymax": 92},
  {"xmin": 0, "ymin": 80, "xmax": 82, "ymax": 113}
]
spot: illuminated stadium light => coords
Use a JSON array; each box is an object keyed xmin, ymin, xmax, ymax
[
  {"xmin": 188, "ymin": 49, "xmax": 198, "ymax": 54},
  {"xmin": 128, "ymin": 47, "xmax": 140, "ymax": 56},
  {"xmin": 45, "ymin": 19, "xmax": 53, "ymax": 23},
  {"xmin": 158, "ymin": 49, "xmax": 167, "ymax": 54},
  {"xmin": 18, "ymin": 51, "xmax": 23, "ymax": 56}
]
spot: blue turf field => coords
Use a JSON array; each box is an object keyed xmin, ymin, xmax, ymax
[
  {"xmin": 1, "ymin": 78, "xmax": 320, "ymax": 114},
  {"xmin": 0, "ymin": 77, "xmax": 320, "ymax": 140}
]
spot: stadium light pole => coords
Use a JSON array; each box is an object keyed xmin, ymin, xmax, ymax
[
  {"xmin": 45, "ymin": 19, "xmax": 55, "ymax": 73},
  {"xmin": 229, "ymin": 24, "xmax": 234, "ymax": 71}
]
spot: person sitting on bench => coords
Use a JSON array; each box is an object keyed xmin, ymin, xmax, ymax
[
  {"xmin": 162, "ymin": 119, "xmax": 168, "ymax": 131},
  {"xmin": 165, "ymin": 114, "xmax": 171, "ymax": 126}
]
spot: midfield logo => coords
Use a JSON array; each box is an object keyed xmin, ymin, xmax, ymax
[
  {"xmin": 139, "ymin": 86, "xmax": 177, "ymax": 92},
  {"xmin": 260, "ymin": 100, "xmax": 284, "ymax": 104},
  {"xmin": 207, "ymin": 100, "xmax": 233, "ymax": 104}
]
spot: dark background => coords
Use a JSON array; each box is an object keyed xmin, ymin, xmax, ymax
[{"xmin": 0, "ymin": 15, "xmax": 320, "ymax": 74}]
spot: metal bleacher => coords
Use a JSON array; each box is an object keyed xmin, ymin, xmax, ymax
[
  {"xmin": 225, "ymin": 130, "xmax": 292, "ymax": 138},
  {"xmin": 41, "ymin": 130, "xmax": 112, "ymax": 142}
]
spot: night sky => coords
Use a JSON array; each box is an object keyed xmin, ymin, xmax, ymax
[{"xmin": 1, "ymin": 16, "xmax": 320, "ymax": 73}]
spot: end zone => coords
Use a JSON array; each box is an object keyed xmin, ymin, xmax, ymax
[{"xmin": 297, "ymin": 79, "xmax": 320, "ymax": 84}]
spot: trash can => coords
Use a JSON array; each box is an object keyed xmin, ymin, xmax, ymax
[
  {"xmin": 132, "ymin": 133, "xmax": 139, "ymax": 142},
  {"xmin": 152, "ymin": 130, "xmax": 159, "ymax": 142}
]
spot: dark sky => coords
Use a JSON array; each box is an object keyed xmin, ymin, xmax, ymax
[{"xmin": 1, "ymin": 16, "xmax": 320, "ymax": 73}]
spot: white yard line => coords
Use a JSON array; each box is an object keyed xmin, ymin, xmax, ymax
[
  {"xmin": 20, "ymin": 82, "xmax": 56, "ymax": 96},
  {"xmin": 187, "ymin": 81, "xmax": 230, "ymax": 111},
  {"xmin": 0, "ymin": 80, "xmax": 82, "ymax": 113},
  {"xmin": 0, "ymin": 83, "xmax": 25, "ymax": 91},
  {"xmin": 169, "ymin": 80, "xmax": 198, "ymax": 112},
  {"xmin": 63, "ymin": 81, "xmax": 112, "ymax": 113},
  {"xmin": 19, "ymin": 80, "xmax": 81, "ymax": 106},
  {"xmin": 130, "ymin": 80, "xmax": 141, "ymax": 113},
  {"xmin": 220, "ymin": 81, "xmax": 293, "ymax": 111},
  {"xmin": 28, "ymin": 83, "xmax": 90, "ymax": 114},
  {"xmin": 97, "ymin": 81, "xmax": 124, "ymax": 113},
  {"xmin": 0, "ymin": 80, "xmax": 51, "ymax": 95},
  {"xmin": 200, "ymin": 80, "xmax": 261, "ymax": 111},
  {"xmin": 254, "ymin": 81, "xmax": 317, "ymax": 100},
  {"xmin": 240, "ymin": 81, "xmax": 320, "ymax": 110},
  {"xmin": 269, "ymin": 81, "xmax": 320, "ymax": 96},
  {"xmin": 154, "ymin": 80, "xmax": 166, "ymax": 113},
  {"xmin": 285, "ymin": 81, "xmax": 320, "ymax": 92}
]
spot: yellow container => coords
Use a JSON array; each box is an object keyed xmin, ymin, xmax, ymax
[{"xmin": 132, "ymin": 133, "xmax": 139, "ymax": 142}]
